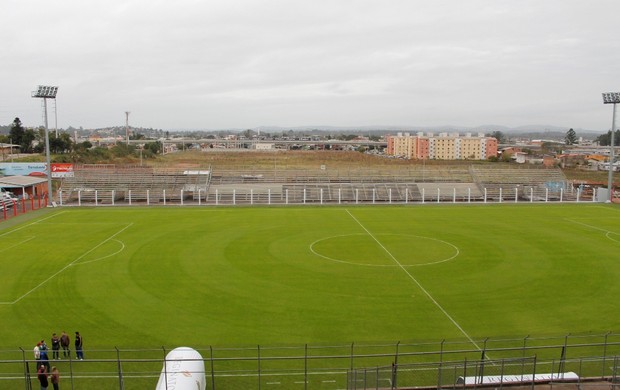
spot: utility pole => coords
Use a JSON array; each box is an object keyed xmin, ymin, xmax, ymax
[{"xmin": 125, "ymin": 111, "xmax": 130, "ymax": 145}]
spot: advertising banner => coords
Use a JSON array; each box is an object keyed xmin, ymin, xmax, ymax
[
  {"xmin": 0, "ymin": 163, "xmax": 47, "ymax": 177},
  {"xmin": 51, "ymin": 163, "xmax": 74, "ymax": 178}
]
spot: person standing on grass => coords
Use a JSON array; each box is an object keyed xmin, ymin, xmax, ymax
[
  {"xmin": 37, "ymin": 365, "xmax": 49, "ymax": 390},
  {"xmin": 34, "ymin": 342, "xmax": 41, "ymax": 365},
  {"xmin": 74, "ymin": 331, "xmax": 84, "ymax": 360},
  {"xmin": 50, "ymin": 366, "xmax": 60, "ymax": 390},
  {"xmin": 51, "ymin": 333, "xmax": 60, "ymax": 360},
  {"xmin": 40, "ymin": 341, "xmax": 50, "ymax": 372},
  {"xmin": 60, "ymin": 331, "xmax": 70, "ymax": 358}
]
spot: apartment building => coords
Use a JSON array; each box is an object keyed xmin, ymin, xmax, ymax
[{"xmin": 386, "ymin": 132, "xmax": 498, "ymax": 160}]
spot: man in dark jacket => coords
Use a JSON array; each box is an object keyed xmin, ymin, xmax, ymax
[
  {"xmin": 37, "ymin": 365, "xmax": 49, "ymax": 389},
  {"xmin": 75, "ymin": 331, "xmax": 84, "ymax": 360},
  {"xmin": 60, "ymin": 331, "xmax": 70, "ymax": 358},
  {"xmin": 51, "ymin": 333, "xmax": 60, "ymax": 360}
]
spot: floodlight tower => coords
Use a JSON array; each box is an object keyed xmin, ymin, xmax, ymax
[
  {"xmin": 31, "ymin": 85, "xmax": 58, "ymax": 206},
  {"xmin": 602, "ymin": 92, "xmax": 620, "ymax": 203}
]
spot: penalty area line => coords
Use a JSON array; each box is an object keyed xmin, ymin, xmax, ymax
[
  {"xmin": 344, "ymin": 209, "xmax": 483, "ymax": 352},
  {"xmin": 0, "ymin": 222, "xmax": 133, "ymax": 305}
]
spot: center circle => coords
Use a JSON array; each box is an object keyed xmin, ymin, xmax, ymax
[{"xmin": 309, "ymin": 233, "xmax": 459, "ymax": 267}]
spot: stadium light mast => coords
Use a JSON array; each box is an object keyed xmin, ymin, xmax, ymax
[
  {"xmin": 602, "ymin": 92, "xmax": 620, "ymax": 203},
  {"xmin": 31, "ymin": 85, "xmax": 58, "ymax": 207}
]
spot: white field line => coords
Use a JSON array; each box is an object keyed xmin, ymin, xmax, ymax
[
  {"xmin": 345, "ymin": 209, "xmax": 483, "ymax": 352},
  {"xmin": 0, "ymin": 236, "xmax": 36, "ymax": 253},
  {"xmin": 0, "ymin": 211, "xmax": 66, "ymax": 238},
  {"xmin": 0, "ymin": 223, "xmax": 133, "ymax": 305},
  {"xmin": 565, "ymin": 219, "xmax": 620, "ymax": 243}
]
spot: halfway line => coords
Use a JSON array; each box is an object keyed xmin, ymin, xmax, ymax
[{"xmin": 345, "ymin": 209, "xmax": 482, "ymax": 351}]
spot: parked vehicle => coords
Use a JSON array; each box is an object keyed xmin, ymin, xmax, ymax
[{"xmin": 0, "ymin": 193, "xmax": 15, "ymax": 208}]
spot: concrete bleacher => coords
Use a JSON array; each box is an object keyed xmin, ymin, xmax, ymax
[
  {"xmin": 57, "ymin": 163, "xmax": 578, "ymax": 205},
  {"xmin": 470, "ymin": 166, "xmax": 574, "ymax": 201},
  {"xmin": 59, "ymin": 165, "xmax": 211, "ymax": 205}
]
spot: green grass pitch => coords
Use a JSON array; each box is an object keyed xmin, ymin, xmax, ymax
[{"xmin": 1, "ymin": 204, "xmax": 620, "ymax": 352}]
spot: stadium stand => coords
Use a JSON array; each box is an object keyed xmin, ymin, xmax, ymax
[
  {"xmin": 57, "ymin": 164, "xmax": 576, "ymax": 205},
  {"xmin": 58, "ymin": 165, "xmax": 210, "ymax": 205}
]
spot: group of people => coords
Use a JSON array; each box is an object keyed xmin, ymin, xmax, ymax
[
  {"xmin": 36, "ymin": 365, "xmax": 59, "ymax": 390},
  {"xmin": 33, "ymin": 331, "xmax": 84, "ymax": 390}
]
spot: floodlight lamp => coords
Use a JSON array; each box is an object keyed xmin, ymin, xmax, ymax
[
  {"xmin": 602, "ymin": 92, "xmax": 620, "ymax": 104},
  {"xmin": 31, "ymin": 85, "xmax": 58, "ymax": 98}
]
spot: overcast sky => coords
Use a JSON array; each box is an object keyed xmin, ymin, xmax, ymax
[{"xmin": 1, "ymin": 0, "xmax": 619, "ymax": 131}]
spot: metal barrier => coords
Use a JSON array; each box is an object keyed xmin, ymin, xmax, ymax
[{"xmin": 3, "ymin": 333, "xmax": 620, "ymax": 389}]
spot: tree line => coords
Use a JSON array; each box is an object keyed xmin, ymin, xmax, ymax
[{"xmin": 0, "ymin": 118, "xmax": 162, "ymax": 163}]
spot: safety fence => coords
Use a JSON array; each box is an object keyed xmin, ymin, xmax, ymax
[
  {"xmin": 55, "ymin": 184, "xmax": 598, "ymax": 207},
  {"xmin": 3, "ymin": 333, "xmax": 620, "ymax": 389},
  {"xmin": 0, "ymin": 194, "xmax": 48, "ymax": 221}
]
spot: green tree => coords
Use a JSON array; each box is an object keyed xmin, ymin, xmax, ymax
[
  {"xmin": 564, "ymin": 128, "xmax": 577, "ymax": 145},
  {"xmin": 9, "ymin": 118, "xmax": 26, "ymax": 151},
  {"xmin": 595, "ymin": 130, "xmax": 620, "ymax": 146},
  {"xmin": 145, "ymin": 141, "xmax": 162, "ymax": 155},
  {"xmin": 486, "ymin": 131, "xmax": 506, "ymax": 143}
]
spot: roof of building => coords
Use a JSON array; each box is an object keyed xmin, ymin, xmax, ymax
[{"xmin": 0, "ymin": 175, "xmax": 48, "ymax": 188}]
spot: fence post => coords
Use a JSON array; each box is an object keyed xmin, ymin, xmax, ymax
[
  {"xmin": 210, "ymin": 346, "xmax": 216, "ymax": 390},
  {"xmin": 257, "ymin": 345, "xmax": 261, "ymax": 390},
  {"xmin": 115, "ymin": 347, "xmax": 124, "ymax": 390},
  {"xmin": 515, "ymin": 187, "xmax": 518, "ymax": 203},
  {"xmin": 304, "ymin": 344, "xmax": 308, "ymax": 390},
  {"xmin": 68, "ymin": 349, "xmax": 75, "ymax": 390},
  {"xmin": 559, "ymin": 334, "xmax": 569, "ymax": 374},
  {"xmin": 20, "ymin": 347, "xmax": 32, "ymax": 390},
  {"xmin": 392, "ymin": 341, "xmax": 400, "ymax": 389},
  {"xmin": 603, "ymin": 332, "xmax": 611, "ymax": 379},
  {"xmin": 161, "ymin": 346, "xmax": 167, "ymax": 390},
  {"xmin": 350, "ymin": 342, "xmax": 355, "ymax": 372},
  {"xmin": 531, "ymin": 355, "xmax": 537, "ymax": 390},
  {"xmin": 521, "ymin": 335, "xmax": 529, "ymax": 380},
  {"xmin": 437, "ymin": 339, "xmax": 445, "ymax": 389}
]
